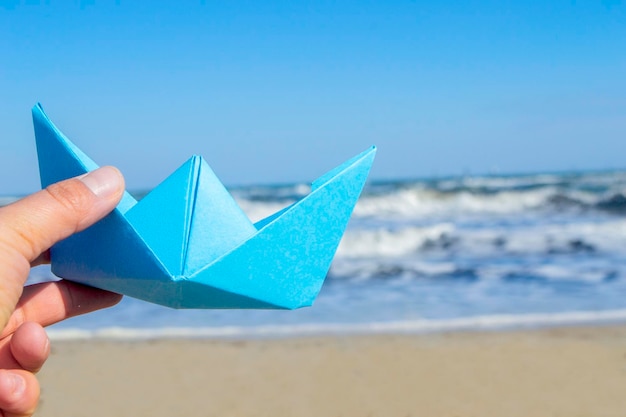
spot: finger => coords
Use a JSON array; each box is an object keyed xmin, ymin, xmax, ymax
[
  {"xmin": 9, "ymin": 323, "xmax": 50, "ymax": 373},
  {"xmin": 0, "ymin": 281, "xmax": 122, "ymax": 339},
  {"xmin": 0, "ymin": 323, "xmax": 49, "ymax": 373},
  {"xmin": 0, "ymin": 166, "xmax": 125, "ymax": 264},
  {"xmin": 0, "ymin": 369, "xmax": 39, "ymax": 417},
  {"xmin": 0, "ymin": 166, "xmax": 124, "ymax": 329}
]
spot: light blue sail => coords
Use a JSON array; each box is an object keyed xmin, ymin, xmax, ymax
[{"xmin": 32, "ymin": 104, "xmax": 376, "ymax": 309}]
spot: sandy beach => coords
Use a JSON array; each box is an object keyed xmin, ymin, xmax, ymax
[{"xmin": 35, "ymin": 325, "xmax": 626, "ymax": 417}]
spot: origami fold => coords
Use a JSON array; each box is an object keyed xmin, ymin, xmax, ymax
[{"xmin": 32, "ymin": 104, "xmax": 376, "ymax": 309}]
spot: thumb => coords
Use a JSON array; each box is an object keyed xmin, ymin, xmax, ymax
[
  {"xmin": 1, "ymin": 166, "xmax": 125, "ymax": 263},
  {"xmin": 0, "ymin": 166, "xmax": 125, "ymax": 326}
]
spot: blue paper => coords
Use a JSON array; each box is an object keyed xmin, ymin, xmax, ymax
[{"xmin": 32, "ymin": 104, "xmax": 376, "ymax": 309}]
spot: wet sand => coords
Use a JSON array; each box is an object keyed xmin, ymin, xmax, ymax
[{"xmin": 37, "ymin": 325, "xmax": 626, "ymax": 417}]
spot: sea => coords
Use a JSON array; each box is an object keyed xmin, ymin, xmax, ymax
[{"xmin": 10, "ymin": 169, "xmax": 626, "ymax": 340}]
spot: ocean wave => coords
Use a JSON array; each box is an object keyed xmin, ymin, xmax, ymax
[
  {"xmin": 351, "ymin": 187, "xmax": 552, "ymax": 218},
  {"xmin": 197, "ymin": 171, "xmax": 626, "ymax": 224},
  {"xmin": 353, "ymin": 188, "xmax": 626, "ymax": 220},
  {"xmin": 329, "ymin": 256, "xmax": 622, "ymax": 284},
  {"xmin": 335, "ymin": 223, "xmax": 457, "ymax": 257},
  {"xmin": 46, "ymin": 309, "xmax": 626, "ymax": 341},
  {"xmin": 334, "ymin": 219, "xmax": 626, "ymax": 259},
  {"xmin": 329, "ymin": 258, "xmax": 463, "ymax": 281},
  {"xmin": 596, "ymin": 193, "xmax": 626, "ymax": 214}
]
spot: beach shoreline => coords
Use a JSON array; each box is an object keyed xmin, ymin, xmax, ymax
[{"xmin": 37, "ymin": 324, "xmax": 626, "ymax": 417}]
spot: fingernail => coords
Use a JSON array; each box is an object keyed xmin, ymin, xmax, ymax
[
  {"xmin": 79, "ymin": 166, "xmax": 123, "ymax": 198},
  {"xmin": 0, "ymin": 371, "xmax": 26, "ymax": 397}
]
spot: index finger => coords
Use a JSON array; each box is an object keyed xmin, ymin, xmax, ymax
[{"xmin": 0, "ymin": 281, "xmax": 122, "ymax": 339}]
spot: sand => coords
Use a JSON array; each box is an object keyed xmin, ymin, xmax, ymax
[{"xmin": 36, "ymin": 325, "xmax": 626, "ymax": 417}]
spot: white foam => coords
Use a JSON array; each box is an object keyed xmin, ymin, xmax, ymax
[
  {"xmin": 47, "ymin": 309, "xmax": 626, "ymax": 341},
  {"xmin": 530, "ymin": 265, "xmax": 607, "ymax": 283},
  {"xmin": 333, "ymin": 217, "xmax": 626, "ymax": 263},
  {"xmin": 335, "ymin": 223, "xmax": 456, "ymax": 258},
  {"xmin": 351, "ymin": 186, "xmax": 575, "ymax": 220}
]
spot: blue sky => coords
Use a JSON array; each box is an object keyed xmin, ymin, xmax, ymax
[{"xmin": 1, "ymin": 1, "xmax": 625, "ymax": 194}]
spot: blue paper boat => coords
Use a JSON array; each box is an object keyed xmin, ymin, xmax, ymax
[{"xmin": 32, "ymin": 104, "xmax": 376, "ymax": 309}]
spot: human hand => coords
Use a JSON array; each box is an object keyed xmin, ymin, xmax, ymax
[{"xmin": 0, "ymin": 166, "xmax": 126, "ymax": 416}]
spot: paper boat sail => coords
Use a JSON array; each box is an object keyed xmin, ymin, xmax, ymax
[{"xmin": 32, "ymin": 104, "xmax": 376, "ymax": 309}]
